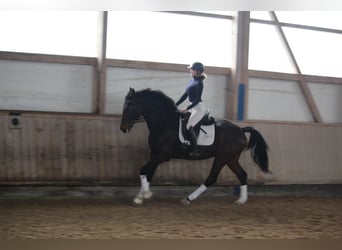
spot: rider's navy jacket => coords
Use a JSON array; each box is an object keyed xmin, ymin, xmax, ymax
[{"xmin": 176, "ymin": 77, "xmax": 203, "ymax": 110}]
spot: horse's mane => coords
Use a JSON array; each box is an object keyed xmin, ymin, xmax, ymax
[{"xmin": 135, "ymin": 88, "xmax": 178, "ymax": 114}]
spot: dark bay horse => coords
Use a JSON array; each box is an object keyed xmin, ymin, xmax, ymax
[{"xmin": 120, "ymin": 88, "xmax": 270, "ymax": 205}]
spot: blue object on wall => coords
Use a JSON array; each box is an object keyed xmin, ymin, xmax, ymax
[{"xmin": 237, "ymin": 83, "xmax": 245, "ymax": 121}]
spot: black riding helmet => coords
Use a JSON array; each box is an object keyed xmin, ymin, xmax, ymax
[{"xmin": 188, "ymin": 62, "xmax": 204, "ymax": 73}]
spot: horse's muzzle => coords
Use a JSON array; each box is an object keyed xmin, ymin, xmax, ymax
[
  {"xmin": 120, "ymin": 127, "xmax": 128, "ymax": 133},
  {"xmin": 120, "ymin": 124, "xmax": 129, "ymax": 133},
  {"xmin": 120, "ymin": 120, "xmax": 132, "ymax": 133}
]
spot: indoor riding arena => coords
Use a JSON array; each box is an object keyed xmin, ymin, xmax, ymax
[{"xmin": 0, "ymin": 11, "xmax": 342, "ymax": 240}]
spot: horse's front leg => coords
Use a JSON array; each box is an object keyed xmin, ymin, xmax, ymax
[
  {"xmin": 131, "ymin": 175, "xmax": 153, "ymax": 206},
  {"xmin": 131, "ymin": 161, "xmax": 159, "ymax": 206}
]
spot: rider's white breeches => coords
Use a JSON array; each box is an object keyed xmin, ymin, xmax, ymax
[{"xmin": 187, "ymin": 102, "xmax": 206, "ymax": 130}]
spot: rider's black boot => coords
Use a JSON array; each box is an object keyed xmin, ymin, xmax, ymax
[{"xmin": 188, "ymin": 126, "xmax": 200, "ymax": 157}]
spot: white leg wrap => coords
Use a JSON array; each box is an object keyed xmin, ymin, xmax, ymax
[
  {"xmin": 140, "ymin": 175, "xmax": 150, "ymax": 192},
  {"xmin": 235, "ymin": 185, "xmax": 248, "ymax": 204},
  {"xmin": 188, "ymin": 184, "xmax": 207, "ymax": 201},
  {"xmin": 135, "ymin": 175, "xmax": 153, "ymax": 202}
]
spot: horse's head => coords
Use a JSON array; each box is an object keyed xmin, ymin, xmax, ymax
[{"xmin": 120, "ymin": 87, "xmax": 144, "ymax": 133}]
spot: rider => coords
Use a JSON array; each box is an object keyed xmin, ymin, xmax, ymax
[{"xmin": 176, "ymin": 62, "xmax": 207, "ymax": 157}]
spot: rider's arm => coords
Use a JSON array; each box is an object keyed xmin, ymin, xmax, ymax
[{"xmin": 176, "ymin": 92, "xmax": 188, "ymax": 106}]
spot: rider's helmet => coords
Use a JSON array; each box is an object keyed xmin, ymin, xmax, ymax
[{"xmin": 188, "ymin": 62, "xmax": 204, "ymax": 73}]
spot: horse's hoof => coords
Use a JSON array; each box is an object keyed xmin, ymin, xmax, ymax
[
  {"xmin": 142, "ymin": 191, "xmax": 153, "ymax": 201},
  {"xmin": 234, "ymin": 198, "xmax": 247, "ymax": 205},
  {"xmin": 181, "ymin": 197, "xmax": 191, "ymax": 206},
  {"xmin": 131, "ymin": 196, "xmax": 144, "ymax": 207}
]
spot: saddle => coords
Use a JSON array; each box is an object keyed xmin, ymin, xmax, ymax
[{"xmin": 179, "ymin": 110, "xmax": 215, "ymax": 146}]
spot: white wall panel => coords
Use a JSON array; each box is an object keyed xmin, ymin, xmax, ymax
[
  {"xmin": 106, "ymin": 67, "xmax": 228, "ymax": 118},
  {"xmin": 248, "ymin": 78, "xmax": 313, "ymax": 122},
  {"xmin": 308, "ymin": 82, "xmax": 342, "ymax": 123},
  {"xmin": 0, "ymin": 60, "xmax": 95, "ymax": 113}
]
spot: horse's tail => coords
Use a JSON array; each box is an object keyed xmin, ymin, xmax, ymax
[{"xmin": 242, "ymin": 126, "xmax": 270, "ymax": 173}]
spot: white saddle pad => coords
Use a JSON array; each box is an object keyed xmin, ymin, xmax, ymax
[{"xmin": 178, "ymin": 118, "xmax": 215, "ymax": 146}]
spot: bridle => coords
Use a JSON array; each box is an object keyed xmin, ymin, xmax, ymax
[{"xmin": 124, "ymin": 99, "xmax": 145, "ymax": 124}]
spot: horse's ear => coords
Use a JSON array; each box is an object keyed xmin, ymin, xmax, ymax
[{"xmin": 129, "ymin": 87, "xmax": 135, "ymax": 97}]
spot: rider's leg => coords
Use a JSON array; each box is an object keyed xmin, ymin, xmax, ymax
[
  {"xmin": 188, "ymin": 126, "xmax": 199, "ymax": 156},
  {"xmin": 186, "ymin": 102, "xmax": 205, "ymax": 156}
]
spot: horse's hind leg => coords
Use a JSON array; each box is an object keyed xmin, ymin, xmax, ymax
[
  {"xmin": 181, "ymin": 158, "xmax": 225, "ymax": 205},
  {"xmin": 227, "ymin": 158, "xmax": 248, "ymax": 204}
]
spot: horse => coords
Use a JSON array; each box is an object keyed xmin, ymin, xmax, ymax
[{"xmin": 120, "ymin": 87, "xmax": 270, "ymax": 206}]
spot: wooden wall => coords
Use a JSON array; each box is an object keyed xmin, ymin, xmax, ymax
[
  {"xmin": 1, "ymin": 112, "xmax": 341, "ymax": 185},
  {"xmin": 0, "ymin": 113, "xmax": 145, "ymax": 184}
]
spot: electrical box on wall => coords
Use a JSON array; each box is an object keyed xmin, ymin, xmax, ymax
[{"xmin": 9, "ymin": 112, "xmax": 22, "ymax": 129}]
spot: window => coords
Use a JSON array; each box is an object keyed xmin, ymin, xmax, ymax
[
  {"xmin": 0, "ymin": 11, "xmax": 98, "ymax": 57},
  {"xmin": 249, "ymin": 22, "xmax": 296, "ymax": 73},
  {"xmin": 249, "ymin": 11, "xmax": 342, "ymax": 77},
  {"xmin": 107, "ymin": 11, "xmax": 233, "ymax": 67},
  {"xmin": 276, "ymin": 11, "xmax": 342, "ymax": 30},
  {"xmin": 250, "ymin": 11, "xmax": 272, "ymax": 20},
  {"xmin": 284, "ymin": 27, "xmax": 342, "ymax": 77}
]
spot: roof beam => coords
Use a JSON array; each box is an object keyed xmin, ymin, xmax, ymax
[{"xmin": 251, "ymin": 18, "xmax": 342, "ymax": 35}]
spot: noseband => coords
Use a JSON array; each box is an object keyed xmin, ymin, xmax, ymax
[{"xmin": 125, "ymin": 99, "xmax": 145, "ymax": 123}]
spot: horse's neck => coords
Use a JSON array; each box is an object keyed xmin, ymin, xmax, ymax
[{"xmin": 143, "ymin": 109, "xmax": 179, "ymax": 135}]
